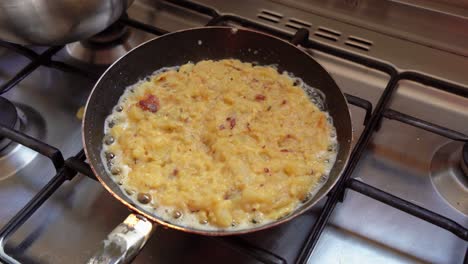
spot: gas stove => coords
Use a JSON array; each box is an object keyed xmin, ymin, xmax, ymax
[{"xmin": 0, "ymin": 0, "xmax": 467, "ymax": 263}]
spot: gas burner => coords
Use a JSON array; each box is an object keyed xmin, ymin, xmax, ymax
[
  {"xmin": 65, "ymin": 22, "xmax": 138, "ymax": 65},
  {"xmin": 0, "ymin": 96, "xmax": 19, "ymax": 151},
  {"xmin": 430, "ymin": 141, "xmax": 468, "ymax": 215},
  {"xmin": 0, "ymin": 103, "xmax": 43, "ymax": 181}
]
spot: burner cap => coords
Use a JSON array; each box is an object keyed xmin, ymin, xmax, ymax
[
  {"xmin": 0, "ymin": 96, "xmax": 17, "ymax": 131},
  {"xmin": 65, "ymin": 22, "xmax": 138, "ymax": 65},
  {"xmin": 430, "ymin": 141, "xmax": 467, "ymax": 214}
]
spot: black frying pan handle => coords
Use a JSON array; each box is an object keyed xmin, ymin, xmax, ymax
[
  {"xmin": 87, "ymin": 214, "xmax": 155, "ymax": 264},
  {"xmin": 290, "ymin": 28, "xmax": 309, "ymax": 46}
]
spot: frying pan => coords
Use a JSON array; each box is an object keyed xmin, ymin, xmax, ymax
[{"xmin": 83, "ymin": 27, "xmax": 352, "ymax": 263}]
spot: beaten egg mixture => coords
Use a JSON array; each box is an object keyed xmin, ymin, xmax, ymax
[{"xmin": 104, "ymin": 59, "xmax": 336, "ymax": 229}]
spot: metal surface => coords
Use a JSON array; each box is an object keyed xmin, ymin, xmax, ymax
[
  {"xmin": 0, "ymin": 0, "xmax": 467, "ymax": 263},
  {"xmin": 82, "ymin": 26, "xmax": 353, "ymax": 237},
  {"xmin": 0, "ymin": 0, "xmax": 133, "ymax": 45},
  {"xmin": 430, "ymin": 141, "xmax": 468, "ymax": 215},
  {"xmin": 87, "ymin": 214, "xmax": 154, "ymax": 264},
  {"xmin": 268, "ymin": 0, "xmax": 468, "ymax": 57}
]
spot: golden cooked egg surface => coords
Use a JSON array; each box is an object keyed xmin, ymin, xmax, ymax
[{"xmin": 103, "ymin": 59, "xmax": 337, "ymax": 229}]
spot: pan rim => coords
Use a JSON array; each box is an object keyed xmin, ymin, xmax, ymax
[{"xmin": 82, "ymin": 26, "xmax": 353, "ymax": 236}]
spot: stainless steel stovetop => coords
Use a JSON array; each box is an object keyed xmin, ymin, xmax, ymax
[{"xmin": 0, "ymin": 0, "xmax": 467, "ymax": 263}]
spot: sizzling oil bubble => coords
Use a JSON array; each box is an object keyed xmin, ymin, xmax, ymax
[
  {"xmin": 137, "ymin": 193, "xmax": 152, "ymax": 204},
  {"xmin": 319, "ymin": 174, "xmax": 328, "ymax": 183},
  {"xmin": 172, "ymin": 210, "xmax": 182, "ymax": 219},
  {"xmin": 301, "ymin": 192, "xmax": 312, "ymax": 203},
  {"xmin": 110, "ymin": 166, "xmax": 121, "ymax": 175},
  {"xmin": 293, "ymin": 78, "xmax": 302, "ymax": 87},
  {"xmin": 105, "ymin": 152, "xmax": 115, "ymax": 160},
  {"xmin": 104, "ymin": 135, "xmax": 114, "ymax": 145}
]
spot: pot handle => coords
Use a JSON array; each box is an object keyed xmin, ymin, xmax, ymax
[{"xmin": 87, "ymin": 214, "xmax": 155, "ymax": 264}]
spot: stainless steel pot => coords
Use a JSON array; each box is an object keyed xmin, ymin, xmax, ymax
[{"xmin": 0, "ymin": 0, "xmax": 133, "ymax": 45}]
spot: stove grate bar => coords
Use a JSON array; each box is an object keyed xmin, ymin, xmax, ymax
[
  {"xmin": 119, "ymin": 16, "xmax": 169, "ymax": 36},
  {"xmin": 345, "ymin": 93, "xmax": 373, "ymax": 126},
  {"xmin": 213, "ymin": 236, "xmax": 287, "ymax": 264},
  {"xmin": 45, "ymin": 60, "xmax": 100, "ymax": 80},
  {"xmin": 400, "ymin": 71, "xmax": 468, "ymax": 99},
  {"xmin": 165, "ymin": 0, "xmax": 219, "ymax": 19},
  {"xmin": 0, "ymin": 40, "xmax": 38, "ymax": 60},
  {"xmin": 0, "ymin": 44, "xmax": 97, "ymax": 94},
  {"xmin": 0, "ymin": 46, "xmax": 63, "ymax": 95},
  {"xmin": 0, "ymin": 126, "xmax": 64, "ymax": 170},
  {"xmin": 347, "ymin": 179, "xmax": 468, "ymax": 240},
  {"xmin": 65, "ymin": 156, "xmax": 96, "ymax": 180},
  {"xmin": 384, "ymin": 109, "xmax": 468, "ymax": 142},
  {"xmin": 206, "ymin": 15, "xmax": 224, "ymax": 26}
]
